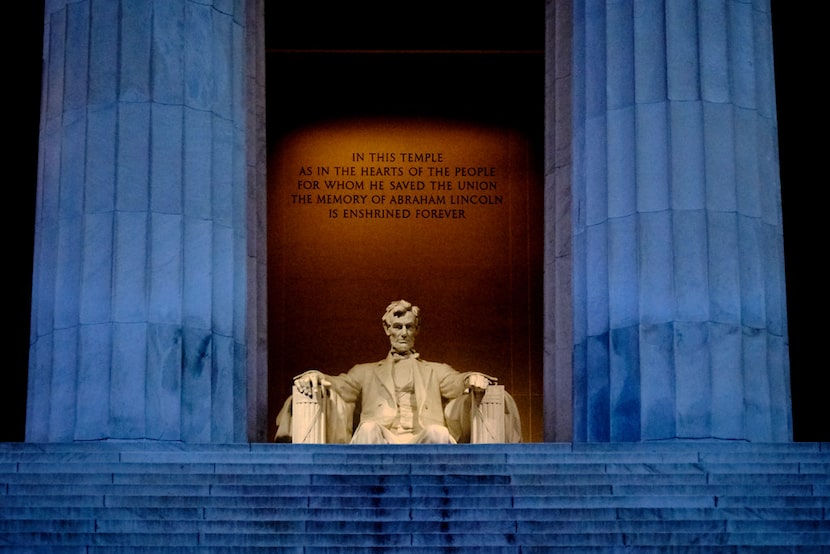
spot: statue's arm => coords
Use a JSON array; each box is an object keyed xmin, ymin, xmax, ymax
[{"xmin": 436, "ymin": 364, "xmax": 498, "ymax": 399}]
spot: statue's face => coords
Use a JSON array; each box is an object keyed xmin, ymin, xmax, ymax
[{"xmin": 386, "ymin": 311, "xmax": 418, "ymax": 354}]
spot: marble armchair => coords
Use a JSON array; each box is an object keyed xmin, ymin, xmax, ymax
[{"xmin": 277, "ymin": 384, "xmax": 520, "ymax": 444}]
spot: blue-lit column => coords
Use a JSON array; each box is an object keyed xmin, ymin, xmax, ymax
[
  {"xmin": 27, "ymin": 0, "xmax": 266, "ymax": 442},
  {"xmin": 570, "ymin": 0, "xmax": 790, "ymax": 441}
]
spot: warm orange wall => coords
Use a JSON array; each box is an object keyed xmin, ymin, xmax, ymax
[{"xmin": 268, "ymin": 117, "xmax": 543, "ymax": 441}]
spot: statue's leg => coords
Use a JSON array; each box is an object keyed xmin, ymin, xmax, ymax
[
  {"xmin": 350, "ymin": 421, "xmax": 387, "ymax": 444},
  {"xmin": 415, "ymin": 424, "xmax": 457, "ymax": 444}
]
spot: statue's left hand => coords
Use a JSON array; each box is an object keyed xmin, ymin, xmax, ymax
[{"xmin": 465, "ymin": 372, "xmax": 494, "ymax": 392}]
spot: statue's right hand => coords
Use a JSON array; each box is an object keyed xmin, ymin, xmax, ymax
[{"xmin": 293, "ymin": 370, "xmax": 332, "ymax": 398}]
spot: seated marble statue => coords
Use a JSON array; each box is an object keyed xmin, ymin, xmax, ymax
[{"xmin": 274, "ymin": 299, "xmax": 521, "ymax": 444}]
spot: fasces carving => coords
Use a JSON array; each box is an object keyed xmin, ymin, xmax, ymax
[{"xmin": 274, "ymin": 300, "xmax": 521, "ymax": 444}]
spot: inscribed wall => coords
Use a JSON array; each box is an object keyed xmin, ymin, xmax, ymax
[{"xmin": 268, "ymin": 118, "xmax": 543, "ymax": 441}]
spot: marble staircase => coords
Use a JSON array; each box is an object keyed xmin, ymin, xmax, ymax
[{"xmin": 1, "ymin": 441, "xmax": 827, "ymax": 553}]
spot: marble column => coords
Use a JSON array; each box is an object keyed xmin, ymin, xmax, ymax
[
  {"xmin": 570, "ymin": 0, "xmax": 790, "ymax": 442},
  {"xmin": 27, "ymin": 0, "xmax": 266, "ymax": 443}
]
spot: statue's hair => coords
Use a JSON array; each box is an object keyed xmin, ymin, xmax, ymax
[{"xmin": 382, "ymin": 299, "xmax": 421, "ymax": 329}]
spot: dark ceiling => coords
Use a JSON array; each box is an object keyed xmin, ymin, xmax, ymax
[
  {"xmin": 264, "ymin": 2, "xmax": 545, "ymax": 142},
  {"xmin": 265, "ymin": 1, "xmax": 545, "ymax": 52}
]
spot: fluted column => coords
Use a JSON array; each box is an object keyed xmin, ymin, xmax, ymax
[
  {"xmin": 571, "ymin": 0, "xmax": 790, "ymax": 441},
  {"xmin": 27, "ymin": 0, "xmax": 265, "ymax": 443}
]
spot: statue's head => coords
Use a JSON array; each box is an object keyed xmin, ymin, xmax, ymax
[{"xmin": 382, "ymin": 299, "xmax": 421, "ymax": 354}]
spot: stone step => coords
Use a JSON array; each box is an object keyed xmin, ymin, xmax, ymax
[
  {"xmin": 2, "ymin": 485, "xmax": 824, "ymax": 504},
  {"xmin": 3, "ymin": 545, "xmax": 827, "ymax": 554},
  {"xmin": 3, "ymin": 517, "xmax": 827, "ymax": 534},
  {"xmin": 3, "ymin": 468, "xmax": 826, "ymax": 485},
  {"xmin": 1, "ymin": 440, "xmax": 824, "ymax": 459},
  {"xmin": 4, "ymin": 457, "xmax": 825, "ymax": 469},
  {"xmin": 0, "ymin": 442, "xmax": 826, "ymax": 552},
  {"xmin": 2, "ymin": 505, "xmax": 825, "ymax": 521},
  {"xmin": 3, "ymin": 530, "xmax": 830, "ymax": 548}
]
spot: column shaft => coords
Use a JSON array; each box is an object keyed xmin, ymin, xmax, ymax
[
  {"xmin": 571, "ymin": 0, "xmax": 790, "ymax": 441},
  {"xmin": 27, "ymin": 0, "xmax": 263, "ymax": 443}
]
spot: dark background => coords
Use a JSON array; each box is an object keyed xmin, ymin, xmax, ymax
[{"xmin": 5, "ymin": 1, "xmax": 824, "ymax": 442}]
